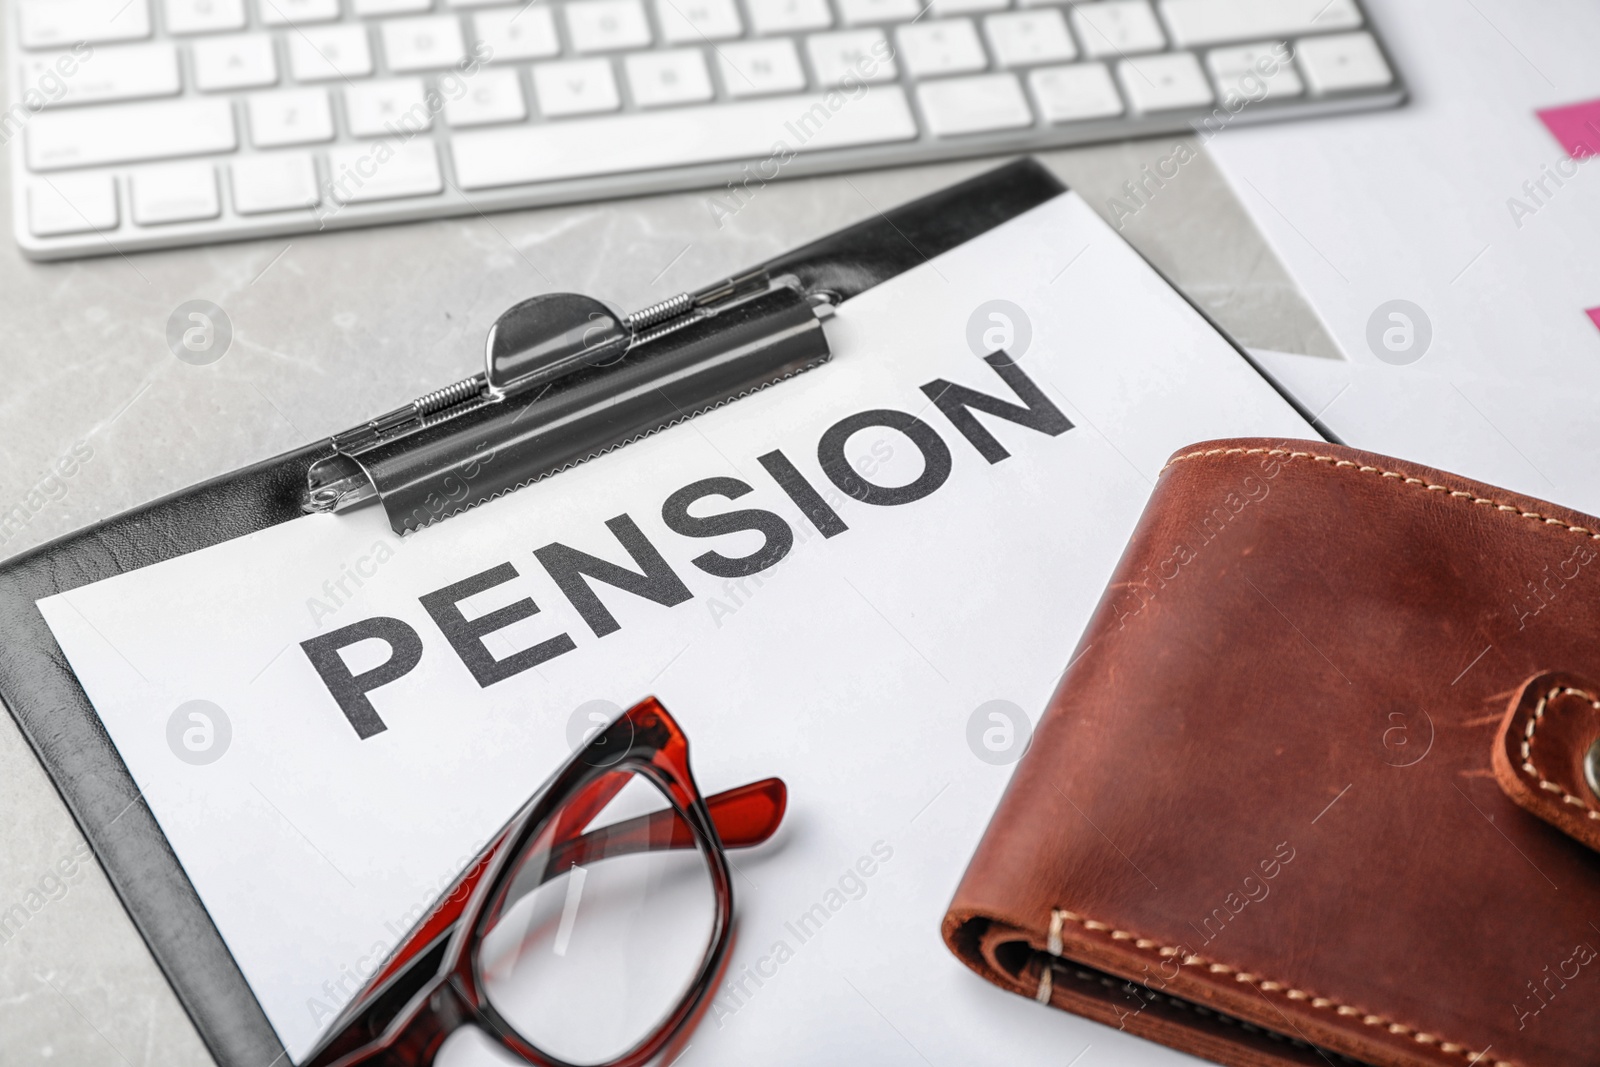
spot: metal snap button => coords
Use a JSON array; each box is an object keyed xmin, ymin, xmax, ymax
[{"xmin": 1585, "ymin": 738, "xmax": 1600, "ymax": 801}]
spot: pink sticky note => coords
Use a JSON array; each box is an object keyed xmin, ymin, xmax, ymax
[
  {"xmin": 1587, "ymin": 307, "xmax": 1600, "ymax": 333},
  {"xmin": 1538, "ymin": 99, "xmax": 1600, "ymax": 159}
]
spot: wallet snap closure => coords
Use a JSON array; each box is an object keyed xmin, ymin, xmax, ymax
[{"xmin": 1493, "ymin": 671, "xmax": 1600, "ymax": 854}]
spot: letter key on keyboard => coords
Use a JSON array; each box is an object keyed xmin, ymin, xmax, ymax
[{"xmin": 7, "ymin": 0, "xmax": 1403, "ymax": 257}]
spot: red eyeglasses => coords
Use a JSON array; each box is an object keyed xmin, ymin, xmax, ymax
[{"xmin": 305, "ymin": 697, "xmax": 787, "ymax": 1067}]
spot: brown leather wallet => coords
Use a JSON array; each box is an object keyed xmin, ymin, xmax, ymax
[{"xmin": 944, "ymin": 439, "xmax": 1600, "ymax": 1067}]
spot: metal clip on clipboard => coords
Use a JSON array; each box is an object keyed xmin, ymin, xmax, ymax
[{"xmin": 303, "ymin": 269, "xmax": 838, "ymax": 534}]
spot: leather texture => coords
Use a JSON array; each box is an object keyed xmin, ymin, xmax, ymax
[
  {"xmin": 1493, "ymin": 671, "xmax": 1600, "ymax": 855},
  {"xmin": 0, "ymin": 158, "xmax": 1066, "ymax": 1067},
  {"xmin": 945, "ymin": 439, "xmax": 1600, "ymax": 1067}
]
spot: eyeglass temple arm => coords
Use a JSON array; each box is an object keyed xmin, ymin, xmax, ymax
[{"xmin": 542, "ymin": 773, "xmax": 787, "ymax": 880}]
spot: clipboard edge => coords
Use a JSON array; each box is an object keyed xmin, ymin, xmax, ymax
[{"xmin": 0, "ymin": 157, "xmax": 1068, "ymax": 1067}]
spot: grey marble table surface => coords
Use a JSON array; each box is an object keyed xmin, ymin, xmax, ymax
[{"xmin": 0, "ymin": 139, "xmax": 1336, "ymax": 1065}]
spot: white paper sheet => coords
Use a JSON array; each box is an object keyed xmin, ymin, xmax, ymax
[
  {"xmin": 39, "ymin": 191, "xmax": 1313, "ymax": 1065},
  {"xmin": 1206, "ymin": 0, "xmax": 1600, "ymax": 514}
]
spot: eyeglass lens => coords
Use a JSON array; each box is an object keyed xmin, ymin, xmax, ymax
[{"xmin": 477, "ymin": 769, "xmax": 718, "ymax": 1065}]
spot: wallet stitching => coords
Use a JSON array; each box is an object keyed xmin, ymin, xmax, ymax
[
  {"xmin": 1135, "ymin": 446, "xmax": 1564, "ymax": 1066},
  {"xmin": 1521, "ymin": 685, "xmax": 1600, "ymax": 820},
  {"xmin": 1162, "ymin": 447, "xmax": 1600, "ymax": 542},
  {"xmin": 1046, "ymin": 908, "xmax": 1513, "ymax": 1067},
  {"xmin": 1168, "ymin": 452, "xmax": 1600, "ymax": 820},
  {"xmin": 1045, "ymin": 960, "xmax": 1368, "ymax": 1065}
]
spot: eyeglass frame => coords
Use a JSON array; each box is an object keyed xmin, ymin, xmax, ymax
[{"xmin": 304, "ymin": 696, "xmax": 787, "ymax": 1067}]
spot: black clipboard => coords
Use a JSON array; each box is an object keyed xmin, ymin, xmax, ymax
[{"xmin": 0, "ymin": 159, "xmax": 1072, "ymax": 1067}]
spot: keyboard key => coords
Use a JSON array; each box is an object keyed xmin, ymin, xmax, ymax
[
  {"xmin": 19, "ymin": 0, "xmax": 150, "ymax": 48},
  {"xmin": 1295, "ymin": 32, "xmax": 1392, "ymax": 94},
  {"xmin": 474, "ymin": 7, "xmax": 561, "ymax": 61},
  {"xmin": 27, "ymin": 98, "xmax": 236, "ymax": 170},
  {"xmin": 230, "ymin": 153, "xmax": 320, "ymax": 213},
  {"xmin": 807, "ymin": 30, "xmax": 897, "ymax": 87},
  {"xmin": 1071, "ymin": 1, "xmax": 1164, "ymax": 57},
  {"xmin": 533, "ymin": 58, "xmax": 621, "ymax": 115},
  {"xmin": 353, "ymin": 0, "xmax": 433, "ymax": 13},
  {"xmin": 656, "ymin": 0, "xmax": 742, "ymax": 42},
  {"xmin": 745, "ymin": 0, "xmax": 831, "ymax": 34},
  {"xmin": 247, "ymin": 88, "xmax": 335, "ymax": 146},
  {"xmin": 1160, "ymin": 0, "xmax": 1361, "ymax": 47},
  {"xmin": 193, "ymin": 33, "xmax": 279, "ymax": 91},
  {"xmin": 896, "ymin": 19, "xmax": 985, "ymax": 78},
  {"xmin": 131, "ymin": 162, "xmax": 220, "ymax": 224},
  {"xmin": 288, "ymin": 25, "xmax": 375, "ymax": 81},
  {"xmin": 345, "ymin": 78, "xmax": 429, "ymax": 137},
  {"xmin": 1205, "ymin": 39, "xmax": 1286, "ymax": 75},
  {"xmin": 918, "ymin": 72, "xmax": 1031, "ymax": 135},
  {"xmin": 626, "ymin": 49, "xmax": 714, "ymax": 106},
  {"xmin": 164, "ymin": 0, "xmax": 247, "ymax": 33},
  {"xmin": 20, "ymin": 44, "xmax": 180, "ymax": 107},
  {"xmin": 327, "ymin": 140, "xmax": 442, "ymax": 202},
  {"xmin": 717, "ymin": 39, "xmax": 806, "ymax": 97},
  {"xmin": 565, "ymin": 0, "xmax": 652, "ymax": 52},
  {"xmin": 12, "ymin": 0, "xmax": 1406, "ymax": 256},
  {"xmin": 1029, "ymin": 61, "xmax": 1124, "ymax": 122},
  {"xmin": 27, "ymin": 174, "xmax": 119, "ymax": 236},
  {"xmin": 931, "ymin": 0, "xmax": 1006, "ymax": 14},
  {"xmin": 985, "ymin": 11, "xmax": 1075, "ymax": 68},
  {"xmin": 1207, "ymin": 41, "xmax": 1301, "ymax": 104},
  {"xmin": 1118, "ymin": 51, "xmax": 1212, "ymax": 111},
  {"xmin": 836, "ymin": 0, "xmax": 919, "ymax": 25},
  {"xmin": 452, "ymin": 86, "xmax": 915, "ymax": 187},
  {"xmin": 381, "ymin": 16, "xmax": 468, "ymax": 71},
  {"xmin": 257, "ymin": 0, "xmax": 340, "ymax": 25},
  {"xmin": 445, "ymin": 67, "xmax": 528, "ymax": 125}
]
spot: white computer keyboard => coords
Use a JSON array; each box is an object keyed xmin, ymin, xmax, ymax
[{"xmin": 7, "ymin": 0, "xmax": 1402, "ymax": 259}]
